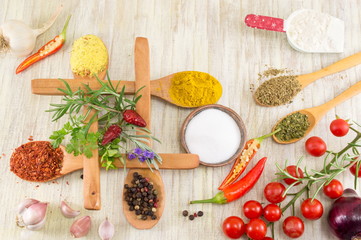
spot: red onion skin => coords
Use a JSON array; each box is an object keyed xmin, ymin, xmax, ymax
[{"xmin": 328, "ymin": 189, "xmax": 361, "ymax": 239}]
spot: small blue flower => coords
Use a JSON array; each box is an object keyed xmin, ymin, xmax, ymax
[
  {"xmin": 128, "ymin": 153, "xmax": 137, "ymax": 160},
  {"xmin": 138, "ymin": 156, "xmax": 147, "ymax": 162},
  {"xmin": 134, "ymin": 148, "xmax": 143, "ymax": 155},
  {"xmin": 143, "ymin": 150, "xmax": 155, "ymax": 159}
]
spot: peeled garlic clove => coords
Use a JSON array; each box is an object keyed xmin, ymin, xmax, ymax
[
  {"xmin": 17, "ymin": 198, "xmax": 40, "ymax": 215},
  {"xmin": 60, "ymin": 201, "xmax": 80, "ymax": 218},
  {"xmin": 70, "ymin": 216, "xmax": 91, "ymax": 238},
  {"xmin": 26, "ymin": 216, "xmax": 46, "ymax": 231},
  {"xmin": 22, "ymin": 202, "xmax": 48, "ymax": 226},
  {"xmin": 98, "ymin": 218, "xmax": 115, "ymax": 240}
]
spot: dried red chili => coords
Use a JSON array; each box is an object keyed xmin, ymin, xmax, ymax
[{"xmin": 10, "ymin": 141, "xmax": 63, "ymax": 182}]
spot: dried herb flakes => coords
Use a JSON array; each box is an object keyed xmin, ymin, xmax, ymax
[{"xmin": 275, "ymin": 112, "xmax": 310, "ymax": 142}]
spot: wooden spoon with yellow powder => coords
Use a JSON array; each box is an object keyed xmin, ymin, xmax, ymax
[
  {"xmin": 32, "ymin": 71, "xmax": 223, "ymax": 108},
  {"xmin": 70, "ymin": 34, "xmax": 109, "ymax": 210}
]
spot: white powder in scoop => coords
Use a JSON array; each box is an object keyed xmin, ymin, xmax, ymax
[
  {"xmin": 286, "ymin": 9, "xmax": 344, "ymax": 53},
  {"xmin": 185, "ymin": 109, "xmax": 241, "ymax": 164}
]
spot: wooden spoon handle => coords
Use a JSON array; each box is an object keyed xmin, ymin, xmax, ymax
[
  {"xmin": 298, "ymin": 52, "xmax": 361, "ymax": 88},
  {"xmin": 312, "ymin": 81, "xmax": 361, "ymax": 117},
  {"xmin": 82, "ymin": 107, "xmax": 101, "ymax": 210},
  {"xmin": 31, "ymin": 78, "xmax": 136, "ymax": 95}
]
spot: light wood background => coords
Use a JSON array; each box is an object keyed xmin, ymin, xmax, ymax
[{"xmin": 1, "ymin": 0, "xmax": 361, "ymax": 239}]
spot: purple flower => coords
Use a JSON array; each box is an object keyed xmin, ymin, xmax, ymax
[
  {"xmin": 138, "ymin": 156, "xmax": 147, "ymax": 162},
  {"xmin": 143, "ymin": 150, "xmax": 155, "ymax": 159},
  {"xmin": 128, "ymin": 153, "xmax": 137, "ymax": 160},
  {"xmin": 134, "ymin": 148, "xmax": 143, "ymax": 155}
]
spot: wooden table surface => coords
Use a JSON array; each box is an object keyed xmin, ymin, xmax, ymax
[{"xmin": 1, "ymin": 0, "xmax": 361, "ymax": 239}]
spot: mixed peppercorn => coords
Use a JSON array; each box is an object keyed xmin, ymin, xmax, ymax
[
  {"xmin": 182, "ymin": 210, "xmax": 204, "ymax": 221},
  {"xmin": 124, "ymin": 172, "xmax": 158, "ymax": 220}
]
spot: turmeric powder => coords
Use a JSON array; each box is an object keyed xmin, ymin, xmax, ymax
[{"xmin": 169, "ymin": 71, "xmax": 222, "ymax": 107}]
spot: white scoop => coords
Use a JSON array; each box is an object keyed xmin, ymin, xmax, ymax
[{"xmin": 245, "ymin": 9, "xmax": 344, "ymax": 53}]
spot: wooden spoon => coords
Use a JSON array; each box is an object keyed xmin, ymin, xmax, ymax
[
  {"xmin": 41, "ymin": 149, "xmax": 199, "ymax": 182},
  {"xmin": 122, "ymin": 37, "xmax": 165, "ymax": 229},
  {"xmin": 272, "ymin": 80, "xmax": 361, "ymax": 144},
  {"xmin": 255, "ymin": 51, "xmax": 361, "ymax": 107},
  {"xmin": 31, "ymin": 70, "xmax": 221, "ymax": 108}
]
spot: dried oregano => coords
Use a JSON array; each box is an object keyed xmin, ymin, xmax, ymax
[
  {"xmin": 274, "ymin": 112, "xmax": 310, "ymax": 142},
  {"xmin": 254, "ymin": 75, "xmax": 301, "ymax": 106}
]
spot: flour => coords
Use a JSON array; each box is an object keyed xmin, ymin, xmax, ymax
[{"xmin": 285, "ymin": 9, "xmax": 344, "ymax": 53}]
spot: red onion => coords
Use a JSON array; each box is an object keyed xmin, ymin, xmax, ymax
[{"xmin": 328, "ymin": 189, "xmax": 361, "ymax": 239}]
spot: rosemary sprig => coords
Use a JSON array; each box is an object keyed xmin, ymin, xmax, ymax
[{"xmin": 48, "ymin": 74, "xmax": 162, "ymax": 171}]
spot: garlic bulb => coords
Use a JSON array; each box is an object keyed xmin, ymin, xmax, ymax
[
  {"xmin": 0, "ymin": 5, "xmax": 62, "ymax": 56},
  {"xmin": 98, "ymin": 218, "xmax": 115, "ymax": 240},
  {"xmin": 70, "ymin": 216, "xmax": 91, "ymax": 238},
  {"xmin": 60, "ymin": 201, "xmax": 80, "ymax": 218},
  {"xmin": 16, "ymin": 199, "xmax": 48, "ymax": 231}
]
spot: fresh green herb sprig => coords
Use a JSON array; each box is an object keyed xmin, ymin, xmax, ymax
[{"xmin": 48, "ymin": 73, "xmax": 162, "ymax": 170}]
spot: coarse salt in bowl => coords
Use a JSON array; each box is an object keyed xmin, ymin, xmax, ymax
[{"xmin": 181, "ymin": 104, "xmax": 247, "ymax": 167}]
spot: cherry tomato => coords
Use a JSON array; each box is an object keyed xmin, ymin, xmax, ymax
[
  {"xmin": 330, "ymin": 118, "xmax": 349, "ymax": 137},
  {"xmin": 305, "ymin": 136, "xmax": 327, "ymax": 157},
  {"xmin": 284, "ymin": 165, "xmax": 304, "ymax": 185},
  {"xmin": 350, "ymin": 159, "xmax": 361, "ymax": 178},
  {"xmin": 263, "ymin": 204, "xmax": 282, "ymax": 222},
  {"xmin": 264, "ymin": 182, "xmax": 286, "ymax": 203},
  {"xmin": 222, "ymin": 216, "xmax": 246, "ymax": 239},
  {"xmin": 243, "ymin": 200, "xmax": 263, "ymax": 219},
  {"xmin": 300, "ymin": 198, "xmax": 323, "ymax": 220},
  {"xmin": 323, "ymin": 179, "xmax": 343, "ymax": 199},
  {"xmin": 283, "ymin": 216, "xmax": 304, "ymax": 238},
  {"xmin": 245, "ymin": 218, "xmax": 267, "ymax": 240}
]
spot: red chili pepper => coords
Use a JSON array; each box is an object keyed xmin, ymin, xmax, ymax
[
  {"xmin": 123, "ymin": 110, "xmax": 147, "ymax": 127},
  {"xmin": 101, "ymin": 125, "xmax": 122, "ymax": 145},
  {"xmin": 190, "ymin": 157, "xmax": 267, "ymax": 204},
  {"xmin": 16, "ymin": 15, "xmax": 71, "ymax": 74},
  {"xmin": 218, "ymin": 129, "xmax": 279, "ymax": 190}
]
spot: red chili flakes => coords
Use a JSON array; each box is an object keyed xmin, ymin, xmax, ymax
[
  {"xmin": 66, "ymin": 181, "xmax": 69, "ymax": 185},
  {"xmin": 10, "ymin": 141, "xmax": 63, "ymax": 182},
  {"xmin": 28, "ymin": 136, "xmax": 34, "ymax": 141}
]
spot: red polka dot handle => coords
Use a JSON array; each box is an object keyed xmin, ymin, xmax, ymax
[{"xmin": 244, "ymin": 14, "xmax": 285, "ymax": 32}]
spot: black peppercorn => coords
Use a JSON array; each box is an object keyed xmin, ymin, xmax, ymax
[
  {"xmin": 189, "ymin": 215, "xmax": 194, "ymax": 220},
  {"xmin": 198, "ymin": 211, "xmax": 203, "ymax": 217},
  {"xmin": 182, "ymin": 210, "xmax": 188, "ymax": 217}
]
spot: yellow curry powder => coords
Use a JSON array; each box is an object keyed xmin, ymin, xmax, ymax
[
  {"xmin": 70, "ymin": 35, "xmax": 108, "ymax": 77},
  {"xmin": 169, "ymin": 71, "xmax": 222, "ymax": 107}
]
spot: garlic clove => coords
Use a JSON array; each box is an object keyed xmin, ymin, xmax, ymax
[
  {"xmin": 60, "ymin": 201, "xmax": 80, "ymax": 218},
  {"xmin": 26, "ymin": 216, "xmax": 47, "ymax": 231},
  {"xmin": 22, "ymin": 202, "xmax": 48, "ymax": 226},
  {"xmin": 70, "ymin": 216, "xmax": 91, "ymax": 238},
  {"xmin": 17, "ymin": 198, "xmax": 40, "ymax": 215},
  {"xmin": 98, "ymin": 218, "xmax": 115, "ymax": 240}
]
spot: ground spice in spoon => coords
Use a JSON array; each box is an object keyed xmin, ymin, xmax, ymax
[
  {"xmin": 254, "ymin": 75, "xmax": 301, "ymax": 106},
  {"xmin": 10, "ymin": 141, "xmax": 63, "ymax": 182},
  {"xmin": 274, "ymin": 112, "xmax": 310, "ymax": 142}
]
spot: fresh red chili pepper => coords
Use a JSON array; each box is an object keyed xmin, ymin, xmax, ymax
[
  {"xmin": 16, "ymin": 15, "xmax": 71, "ymax": 74},
  {"xmin": 190, "ymin": 157, "xmax": 267, "ymax": 204},
  {"xmin": 218, "ymin": 130, "xmax": 279, "ymax": 190},
  {"xmin": 123, "ymin": 110, "xmax": 147, "ymax": 127},
  {"xmin": 101, "ymin": 124, "xmax": 122, "ymax": 145}
]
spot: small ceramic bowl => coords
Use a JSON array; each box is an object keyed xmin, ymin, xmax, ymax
[{"xmin": 180, "ymin": 104, "xmax": 247, "ymax": 167}]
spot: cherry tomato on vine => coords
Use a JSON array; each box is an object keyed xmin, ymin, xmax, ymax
[
  {"xmin": 283, "ymin": 216, "xmax": 304, "ymax": 238},
  {"xmin": 263, "ymin": 204, "xmax": 282, "ymax": 222},
  {"xmin": 350, "ymin": 159, "xmax": 361, "ymax": 178},
  {"xmin": 264, "ymin": 182, "xmax": 286, "ymax": 203},
  {"xmin": 323, "ymin": 179, "xmax": 343, "ymax": 199},
  {"xmin": 245, "ymin": 218, "xmax": 267, "ymax": 240},
  {"xmin": 330, "ymin": 118, "xmax": 349, "ymax": 137},
  {"xmin": 243, "ymin": 200, "xmax": 263, "ymax": 219},
  {"xmin": 222, "ymin": 216, "xmax": 246, "ymax": 239},
  {"xmin": 300, "ymin": 198, "xmax": 323, "ymax": 220},
  {"xmin": 305, "ymin": 136, "xmax": 327, "ymax": 157},
  {"xmin": 284, "ymin": 165, "xmax": 304, "ymax": 185}
]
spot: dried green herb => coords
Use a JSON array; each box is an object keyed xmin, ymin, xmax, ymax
[
  {"xmin": 254, "ymin": 75, "xmax": 301, "ymax": 106},
  {"xmin": 275, "ymin": 112, "xmax": 310, "ymax": 142}
]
